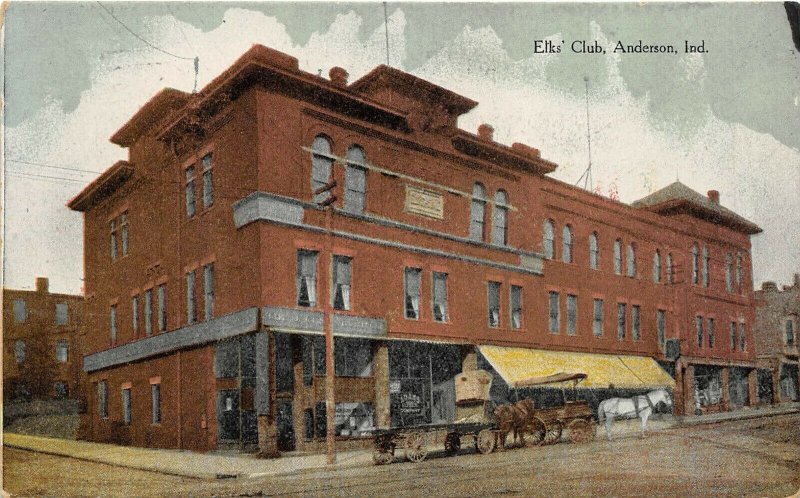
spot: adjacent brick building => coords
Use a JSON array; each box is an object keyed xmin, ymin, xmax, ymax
[
  {"xmin": 3, "ymin": 277, "xmax": 84, "ymax": 402},
  {"xmin": 754, "ymin": 275, "xmax": 800, "ymax": 403},
  {"xmin": 69, "ymin": 45, "xmax": 762, "ymax": 454}
]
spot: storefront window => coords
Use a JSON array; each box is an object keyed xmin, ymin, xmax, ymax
[{"xmin": 694, "ymin": 365, "xmax": 722, "ymax": 407}]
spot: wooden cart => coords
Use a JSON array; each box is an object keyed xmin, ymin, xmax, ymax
[
  {"xmin": 371, "ymin": 421, "xmax": 500, "ymax": 465},
  {"xmin": 511, "ymin": 372, "xmax": 597, "ymax": 445}
]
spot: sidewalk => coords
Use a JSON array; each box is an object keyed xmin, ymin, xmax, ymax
[{"xmin": 4, "ymin": 404, "xmax": 798, "ymax": 480}]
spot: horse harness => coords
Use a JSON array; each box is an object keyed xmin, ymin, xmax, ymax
[{"xmin": 610, "ymin": 392, "xmax": 656, "ymax": 418}]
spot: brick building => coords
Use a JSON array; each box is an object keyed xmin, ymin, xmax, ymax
[
  {"xmin": 754, "ymin": 276, "xmax": 800, "ymax": 403},
  {"xmin": 69, "ymin": 45, "xmax": 762, "ymax": 454},
  {"xmin": 3, "ymin": 277, "xmax": 84, "ymax": 402}
]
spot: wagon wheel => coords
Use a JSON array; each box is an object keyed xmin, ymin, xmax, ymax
[
  {"xmin": 373, "ymin": 449, "xmax": 394, "ymax": 465},
  {"xmin": 404, "ymin": 432, "xmax": 428, "ymax": 463},
  {"xmin": 444, "ymin": 432, "xmax": 461, "ymax": 456},
  {"xmin": 523, "ymin": 417, "xmax": 547, "ymax": 447},
  {"xmin": 567, "ymin": 419, "xmax": 595, "ymax": 444},
  {"xmin": 543, "ymin": 420, "xmax": 563, "ymax": 445},
  {"xmin": 475, "ymin": 429, "xmax": 496, "ymax": 454}
]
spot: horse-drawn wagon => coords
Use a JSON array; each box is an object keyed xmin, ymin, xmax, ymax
[{"xmin": 371, "ymin": 369, "xmax": 597, "ymax": 464}]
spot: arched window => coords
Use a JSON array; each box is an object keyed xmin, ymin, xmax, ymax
[
  {"xmin": 725, "ymin": 253, "xmax": 733, "ymax": 293},
  {"xmin": 735, "ymin": 253, "xmax": 743, "ymax": 293},
  {"xmin": 469, "ymin": 183, "xmax": 486, "ymax": 241},
  {"xmin": 613, "ymin": 239, "xmax": 623, "ymax": 275},
  {"xmin": 691, "ymin": 243, "xmax": 699, "ymax": 285},
  {"xmin": 311, "ymin": 135, "xmax": 333, "ymax": 203},
  {"xmin": 589, "ymin": 232, "xmax": 599, "ymax": 270},
  {"xmin": 562, "ymin": 225, "xmax": 573, "ymax": 263},
  {"xmin": 701, "ymin": 246, "xmax": 710, "ymax": 288},
  {"xmin": 653, "ymin": 250, "xmax": 661, "ymax": 283},
  {"xmin": 626, "ymin": 243, "xmax": 637, "ymax": 277},
  {"xmin": 543, "ymin": 220, "xmax": 555, "ymax": 260},
  {"xmin": 491, "ymin": 190, "xmax": 508, "ymax": 246},
  {"xmin": 666, "ymin": 253, "xmax": 673, "ymax": 284},
  {"xmin": 344, "ymin": 145, "xmax": 367, "ymax": 214}
]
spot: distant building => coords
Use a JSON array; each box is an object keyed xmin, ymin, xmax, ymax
[
  {"xmin": 754, "ymin": 275, "xmax": 800, "ymax": 403},
  {"xmin": 3, "ymin": 277, "xmax": 84, "ymax": 402},
  {"xmin": 69, "ymin": 45, "xmax": 762, "ymax": 455}
]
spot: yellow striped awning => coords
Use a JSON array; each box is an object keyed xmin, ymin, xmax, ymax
[{"xmin": 479, "ymin": 345, "xmax": 675, "ymax": 389}]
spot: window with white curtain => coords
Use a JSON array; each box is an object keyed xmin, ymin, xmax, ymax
[
  {"xmin": 404, "ymin": 268, "xmax": 422, "ymax": 319},
  {"xmin": 333, "ymin": 255, "xmax": 352, "ymax": 311},
  {"xmin": 432, "ymin": 272, "xmax": 449, "ymax": 322},
  {"xmin": 488, "ymin": 281, "xmax": 501, "ymax": 327},
  {"xmin": 297, "ymin": 250, "xmax": 319, "ymax": 308}
]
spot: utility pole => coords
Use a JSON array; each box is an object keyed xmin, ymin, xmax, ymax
[{"xmin": 314, "ymin": 177, "xmax": 338, "ymax": 464}]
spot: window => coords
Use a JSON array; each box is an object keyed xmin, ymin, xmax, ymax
[
  {"xmin": 14, "ymin": 340, "xmax": 26, "ymax": 364},
  {"xmin": 344, "ymin": 145, "xmax": 367, "ymax": 214},
  {"xmin": 566, "ymin": 294, "xmax": 578, "ymax": 335},
  {"xmin": 735, "ymin": 253, "xmax": 743, "ymax": 293},
  {"xmin": 708, "ymin": 318, "xmax": 715, "ymax": 348},
  {"xmin": 54, "ymin": 381, "xmax": 69, "ymax": 399},
  {"xmin": 334, "ymin": 338, "xmax": 373, "ymax": 377},
  {"xmin": 120, "ymin": 212, "xmax": 129, "ymax": 256},
  {"xmin": 730, "ymin": 321, "xmax": 737, "ymax": 350},
  {"xmin": 14, "ymin": 299, "xmax": 26, "ymax": 323},
  {"xmin": 632, "ymin": 305, "xmax": 641, "ymax": 340},
  {"xmin": 488, "ymin": 281, "xmax": 501, "ymax": 327},
  {"xmin": 131, "ymin": 295, "xmax": 139, "ymax": 336},
  {"xmin": 691, "ymin": 244, "xmax": 699, "ymax": 285},
  {"xmin": 696, "ymin": 316, "xmax": 703, "ymax": 347},
  {"xmin": 144, "ymin": 289, "xmax": 153, "ymax": 336},
  {"xmin": 470, "ymin": 183, "xmax": 486, "ymax": 241},
  {"xmin": 589, "ymin": 232, "xmax": 599, "ymax": 269},
  {"xmin": 510, "ymin": 285, "xmax": 522, "ymax": 329},
  {"xmin": 297, "ymin": 250, "xmax": 318, "ymax": 308},
  {"xmin": 491, "ymin": 190, "xmax": 508, "ymax": 246},
  {"xmin": 432, "ymin": 272, "xmax": 448, "ymax": 322},
  {"xmin": 786, "ymin": 319, "xmax": 796, "ymax": 347},
  {"xmin": 333, "ymin": 256, "xmax": 352, "ymax": 311},
  {"xmin": 110, "ymin": 219, "xmax": 117, "ymax": 261},
  {"xmin": 122, "ymin": 387, "xmax": 132, "ymax": 425},
  {"xmin": 626, "ymin": 243, "xmax": 637, "ymax": 277},
  {"xmin": 151, "ymin": 383, "xmax": 161, "ymax": 424},
  {"xmin": 666, "ymin": 253, "xmax": 673, "ymax": 284},
  {"xmin": 562, "ymin": 225, "xmax": 573, "ymax": 263},
  {"xmin": 613, "ymin": 239, "xmax": 622, "ymax": 275},
  {"xmin": 739, "ymin": 322, "xmax": 747, "ymax": 351},
  {"xmin": 203, "ymin": 263, "xmax": 215, "ymax": 320},
  {"xmin": 702, "ymin": 246, "xmax": 710, "ymax": 287},
  {"xmin": 653, "ymin": 250, "xmax": 661, "ymax": 283},
  {"xmin": 110, "ymin": 305, "xmax": 117, "ymax": 344},
  {"xmin": 157, "ymin": 284, "xmax": 167, "ymax": 332},
  {"xmin": 55, "ymin": 303, "xmax": 69, "ymax": 325},
  {"xmin": 98, "ymin": 381, "xmax": 108, "ymax": 419},
  {"xmin": 185, "ymin": 166, "xmax": 196, "ymax": 217},
  {"xmin": 593, "ymin": 299, "xmax": 604, "ymax": 336},
  {"xmin": 548, "ymin": 291, "xmax": 560, "ymax": 333},
  {"xmin": 543, "ymin": 220, "xmax": 555, "ymax": 259},
  {"xmin": 202, "ymin": 153, "xmax": 214, "ymax": 209},
  {"xmin": 186, "ymin": 270, "xmax": 197, "ymax": 324},
  {"xmin": 56, "ymin": 339, "xmax": 69, "ymax": 363},
  {"xmin": 617, "ymin": 303, "xmax": 626, "ymax": 340},
  {"xmin": 725, "ymin": 254, "xmax": 733, "ymax": 293},
  {"xmin": 311, "ymin": 135, "xmax": 333, "ymax": 203},
  {"xmin": 404, "ymin": 268, "xmax": 422, "ymax": 319},
  {"xmin": 657, "ymin": 310, "xmax": 666, "ymax": 348}
]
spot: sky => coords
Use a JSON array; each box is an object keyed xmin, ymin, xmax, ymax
[{"xmin": 3, "ymin": 2, "xmax": 799, "ymax": 294}]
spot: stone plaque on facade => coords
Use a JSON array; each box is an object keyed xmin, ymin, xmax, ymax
[{"xmin": 404, "ymin": 185, "xmax": 444, "ymax": 219}]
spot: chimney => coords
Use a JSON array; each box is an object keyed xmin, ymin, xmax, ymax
[
  {"xmin": 707, "ymin": 190, "xmax": 720, "ymax": 204},
  {"xmin": 36, "ymin": 277, "xmax": 49, "ymax": 293},
  {"xmin": 478, "ymin": 124, "xmax": 494, "ymax": 141},
  {"xmin": 329, "ymin": 67, "xmax": 348, "ymax": 87},
  {"xmin": 761, "ymin": 281, "xmax": 778, "ymax": 293}
]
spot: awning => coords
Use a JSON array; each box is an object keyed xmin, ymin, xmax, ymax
[{"xmin": 479, "ymin": 345, "xmax": 676, "ymax": 389}]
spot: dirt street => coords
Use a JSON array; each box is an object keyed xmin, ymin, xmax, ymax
[{"xmin": 4, "ymin": 414, "xmax": 800, "ymax": 497}]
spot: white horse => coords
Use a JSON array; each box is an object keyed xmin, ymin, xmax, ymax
[{"xmin": 597, "ymin": 388, "xmax": 672, "ymax": 440}]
